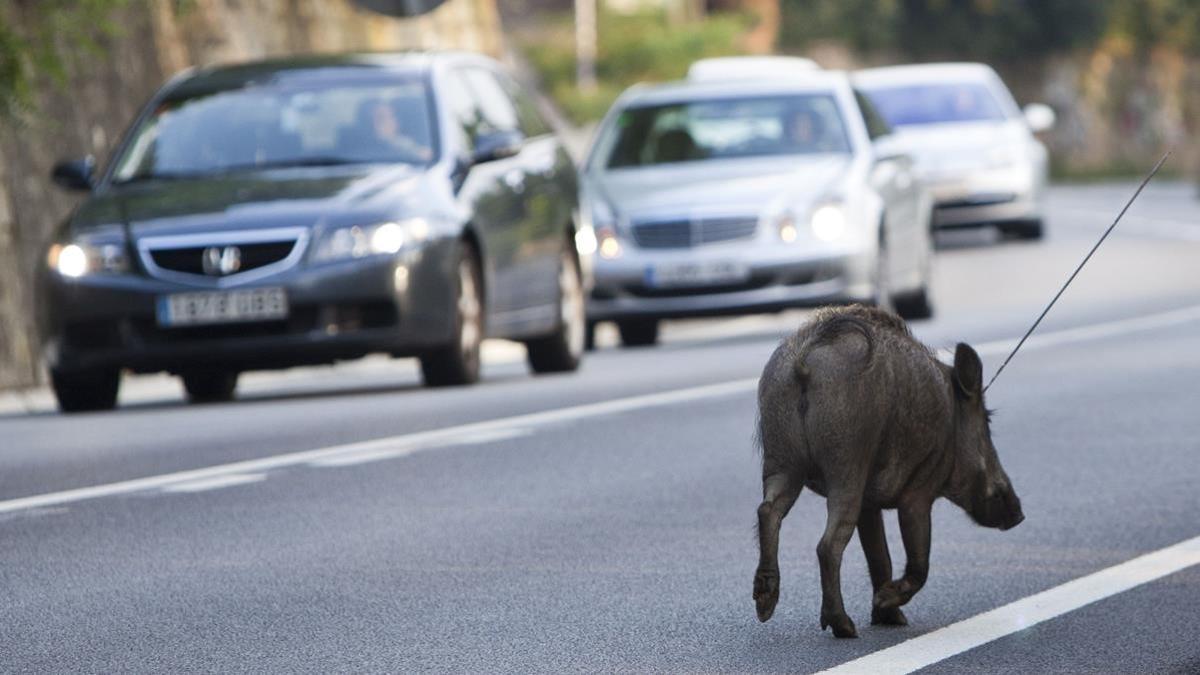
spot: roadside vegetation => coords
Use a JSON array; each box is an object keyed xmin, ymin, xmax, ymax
[{"xmin": 516, "ymin": 10, "xmax": 750, "ymax": 125}]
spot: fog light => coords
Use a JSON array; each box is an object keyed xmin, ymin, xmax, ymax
[{"xmin": 811, "ymin": 204, "xmax": 846, "ymax": 243}]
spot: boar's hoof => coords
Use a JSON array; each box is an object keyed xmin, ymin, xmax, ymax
[
  {"xmin": 871, "ymin": 605, "xmax": 908, "ymax": 626},
  {"xmin": 753, "ymin": 570, "xmax": 780, "ymax": 622},
  {"xmin": 873, "ymin": 580, "xmax": 909, "ymax": 611},
  {"xmin": 819, "ymin": 608, "xmax": 858, "ymax": 638}
]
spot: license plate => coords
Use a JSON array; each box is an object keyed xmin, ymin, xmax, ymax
[
  {"xmin": 157, "ymin": 287, "xmax": 289, "ymax": 327},
  {"xmin": 646, "ymin": 261, "xmax": 749, "ymax": 288}
]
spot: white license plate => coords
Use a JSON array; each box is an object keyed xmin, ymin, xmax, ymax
[
  {"xmin": 646, "ymin": 261, "xmax": 750, "ymax": 288},
  {"xmin": 157, "ymin": 288, "xmax": 289, "ymax": 327}
]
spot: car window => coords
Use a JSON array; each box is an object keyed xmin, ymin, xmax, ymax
[
  {"xmin": 110, "ymin": 77, "xmax": 437, "ymax": 182},
  {"xmin": 602, "ymin": 93, "xmax": 851, "ymax": 169},
  {"xmin": 854, "ymin": 90, "xmax": 891, "ymax": 140},
  {"xmin": 861, "ymin": 81, "xmax": 1009, "ymax": 127},
  {"xmin": 498, "ymin": 74, "xmax": 552, "ymax": 138},
  {"xmin": 460, "ymin": 68, "xmax": 521, "ymax": 135},
  {"xmin": 444, "ymin": 71, "xmax": 483, "ymax": 152}
]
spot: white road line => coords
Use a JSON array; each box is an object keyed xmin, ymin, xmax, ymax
[
  {"xmin": 161, "ymin": 473, "xmax": 267, "ymax": 493},
  {"xmin": 819, "ymin": 534, "xmax": 1200, "ymax": 675},
  {"xmin": 307, "ymin": 428, "xmax": 532, "ymax": 468},
  {"xmin": 942, "ymin": 303, "xmax": 1200, "ymax": 359},
  {"xmin": 2, "ymin": 302, "xmax": 1199, "ymax": 517},
  {"xmin": 0, "ymin": 379, "xmax": 756, "ymax": 516}
]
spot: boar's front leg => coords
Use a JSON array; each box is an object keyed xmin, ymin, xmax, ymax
[
  {"xmin": 754, "ymin": 473, "xmax": 802, "ymax": 622},
  {"xmin": 873, "ymin": 501, "xmax": 932, "ymax": 612},
  {"xmin": 817, "ymin": 491, "xmax": 863, "ymax": 638},
  {"xmin": 857, "ymin": 507, "xmax": 907, "ymax": 626}
]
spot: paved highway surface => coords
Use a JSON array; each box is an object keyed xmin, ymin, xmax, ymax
[{"xmin": 1, "ymin": 182, "xmax": 1198, "ymax": 673}]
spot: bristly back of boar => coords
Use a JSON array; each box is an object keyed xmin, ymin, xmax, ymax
[{"xmin": 790, "ymin": 305, "xmax": 913, "ymax": 415}]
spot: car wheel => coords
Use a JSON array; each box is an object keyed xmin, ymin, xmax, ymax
[
  {"xmin": 892, "ymin": 287, "xmax": 935, "ymax": 320},
  {"xmin": 525, "ymin": 247, "xmax": 585, "ymax": 374},
  {"xmin": 617, "ymin": 319, "xmax": 659, "ymax": 347},
  {"xmin": 182, "ymin": 371, "xmax": 238, "ymax": 404},
  {"xmin": 421, "ymin": 243, "xmax": 483, "ymax": 387},
  {"xmin": 1003, "ymin": 219, "xmax": 1044, "ymax": 240},
  {"xmin": 50, "ymin": 367, "xmax": 120, "ymax": 413}
]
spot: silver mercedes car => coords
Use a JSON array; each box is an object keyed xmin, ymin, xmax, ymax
[
  {"xmin": 579, "ymin": 67, "xmax": 934, "ymax": 347},
  {"xmin": 855, "ymin": 63, "xmax": 1054, "ymax": 240}
]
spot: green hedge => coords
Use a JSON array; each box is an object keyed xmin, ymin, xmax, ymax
[{"xmin": 521, "ymin": 11, "xmax": 750, "ymax": 124}]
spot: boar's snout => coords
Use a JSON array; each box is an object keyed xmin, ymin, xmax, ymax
[{"xmin": 972, "ymin": 482, "xmax": 1025, "ymax": 531}]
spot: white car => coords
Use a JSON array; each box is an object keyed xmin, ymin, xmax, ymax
[
  {"xmin": 580, "ymin": 67, "xmax": 934, "ymax": 347},
  {"xmin": 854, "ymin": 63, "xmax": 1054, "ymax": 239}
]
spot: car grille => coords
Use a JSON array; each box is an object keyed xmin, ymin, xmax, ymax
[
  {"xmin": 148, "ymin": 240, "xmax": 296, "ymax": 276},
  {"xmin": 631, "ymin": 217, "xmax": 758, "ymax": 249}
]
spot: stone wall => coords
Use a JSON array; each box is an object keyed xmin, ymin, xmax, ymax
[{"xmin": 0, "ymin": 0, "xmax": 502, "ymax": 389}]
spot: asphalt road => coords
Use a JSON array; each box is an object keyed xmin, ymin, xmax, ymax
[{"xmin": 1, "ymin": 182, "xmax": 1198, "ymax": 673}]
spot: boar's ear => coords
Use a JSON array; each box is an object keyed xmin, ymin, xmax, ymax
[{"xmin": 953, "ymin": 342, "xmax": 983, "ymax": 400}]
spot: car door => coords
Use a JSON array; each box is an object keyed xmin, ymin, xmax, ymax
[
  {"xmin": 443, "ymin": 67, "xmax": 526, "ymax": 329},
  {"xmin": 459, "ymin": 67, "xmax": 564, "ymax": 333}
]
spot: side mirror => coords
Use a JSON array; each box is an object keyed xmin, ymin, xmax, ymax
[
  {"xmin": 52, "ymin": 157, "xmax": 96, "ymax": 191},
  {"xmin": 1023, "ymin": 103, "xmax": 1056, "ymax": 133},
  {"xmin": 472, "ymin": 129, "xmax": 524, "ymax": 164}
]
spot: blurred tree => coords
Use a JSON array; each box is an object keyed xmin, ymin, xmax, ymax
[
  {"xmin": 0, "ymin": 0, "xmax": 131, "ymax": 118},
  {"xmin": 779, "ymin": 0, "xmax": 1107, "ymax": 64}
]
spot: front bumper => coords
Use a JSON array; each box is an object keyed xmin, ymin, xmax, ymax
[
  {"xmin": 925, "ymin": 163, "xmax": 1042, "ymax": 229},
  {"xmin": 42, "ymin": 242, "xmax": 457, "ymax": 374},
  {"xmin": 586, "ymin": 239, "xmax": 874, "ymax": 321}
]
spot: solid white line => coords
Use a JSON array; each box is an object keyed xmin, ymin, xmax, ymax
[
  {"xmin": 0, "ymin": 379, "xmax": 756, "ymax": 515},
  {"xmin": 819, "ymin": 534, "xmax": 1200, "ymax": 674},
  {"xmin": 160, "ymin": 473, "xmax": 267, "ymax": 493}
]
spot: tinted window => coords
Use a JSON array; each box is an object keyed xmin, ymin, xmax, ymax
[
  {"xmin": 862, "ymin": 82, "xmax": 1008, "ymax": 126},
  {"xmin": 499, "ymin": 75, "xmax": 552, "ymax": 137},
  {"xmin": 112, "ymin": 77, "xmax": 436, "ymax": 182},
  {"xmin": 444, "ymin": 71, "xmax": 483, "ymax": 151},
  {"xmin": 460, "ymin": 68, "xmax": 521, "ymax": 134},
  {"xmin": 603, "ymin": 94, "xmax": 850, "ymax": 169}
]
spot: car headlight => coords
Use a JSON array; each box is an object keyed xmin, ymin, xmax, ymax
[
  {"xmin": 47, "ymin": 241, "xmax": 129, "ymax": 278},
  {"xmin": 810, "ymin": 203, "xmax": 846, "ymax": 243},
  {"xmin": 589, "ymin": 198, "xmax": 623, "ymax": 260},
  {"xmin": 597, "ymin": 227, "xmax": 621, "ymax": 259},
  {"xmin": 311, "ymin": 218, "xmax": 429, "ymax": 262},
  {"xmin": 776, "ymin": 214, "xmax": 799, "ymax": 243}
]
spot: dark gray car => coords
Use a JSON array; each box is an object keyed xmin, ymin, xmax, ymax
[{"xmin": 40, "ymin": 52, "xmax": 586, "ymax": 412}]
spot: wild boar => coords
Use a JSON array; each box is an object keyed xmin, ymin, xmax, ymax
[{"xmin": 752, "ymin": 305, "xmax": 1023, "ymax": 638}]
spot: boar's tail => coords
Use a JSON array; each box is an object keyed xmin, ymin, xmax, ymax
[{"xmin": 793, "ymin": 315, "xmax": 876, "ymax": 386}]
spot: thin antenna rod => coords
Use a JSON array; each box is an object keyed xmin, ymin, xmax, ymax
[{"xmin": 984, "ymin": 150, "xmax": 1171, "ymax": 392}]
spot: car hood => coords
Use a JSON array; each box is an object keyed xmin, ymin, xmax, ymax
[
  {"xmin": 594, "ymin": 155, "xmax": 850, "ymax": 221},
  {"xmin": 888, "ymin": 120, "xmax": 1029, "ymax": 171},
  {"xmin": 70, "ymin": 164, "xmax": 433, "ymax": 238}
]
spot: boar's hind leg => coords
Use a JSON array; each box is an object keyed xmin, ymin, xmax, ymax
[
  {"xmin": 754, "ymin": 473, "xmax": 802, "ymax": 623},
  {"xmin": 817, "ymin": 491, "xmax": 863, "ymax": 638},
  {"xmin": 873, "ymin": 502, "xmax": 932, "ymax": 612},
  {"xmin": 858, "ymin": 507, "xmax": 906, "ymax": 626}
]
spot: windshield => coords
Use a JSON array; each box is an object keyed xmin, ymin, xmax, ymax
[
  {"xmin": 862, "ymin": 82, "xmax": 1008, "ymax": 127},
  {"xmin": 602, "ymin": 93, "xmax": 851, "ymax": 169},
  {"xmin": 111, "ymin": 77, "xmax": 437, "ymax": 183}
]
